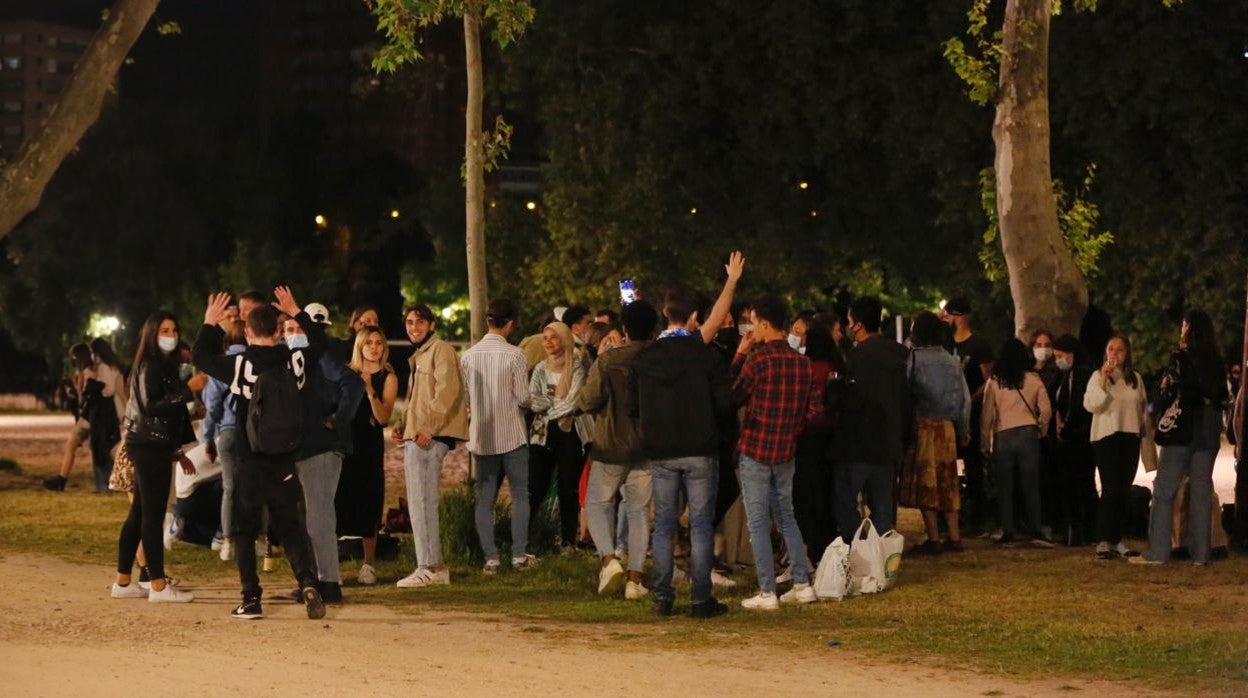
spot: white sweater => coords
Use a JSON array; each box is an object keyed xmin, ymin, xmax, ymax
[{"xmin": 1083, "ymin": 370, "xmax": 1148, "ymax": 442}]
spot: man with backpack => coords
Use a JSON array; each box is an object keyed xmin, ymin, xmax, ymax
[{"xmin": 193, "ymin": 287, "xmax": 326, "ymax": 621}]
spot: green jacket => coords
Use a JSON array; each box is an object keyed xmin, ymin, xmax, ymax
[{"xmin": 578, "ymin": 341, "xmax": 648, "ymax": 465}]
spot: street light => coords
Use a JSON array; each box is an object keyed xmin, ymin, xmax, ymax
[
  {"xmin": 690, "ymin": 207, "xmax": 698, "ymax": 215},
  {"xmin": 525, "ymin": 201, "xmax": 538, "ymax": 211},
  {"xmin": 389, "ymin": 209, "xmax": 400, "ymax": 219},
  {"xmin": 314, "ymin": 214, "xmax": 327, "ymax": 227},
  {"xmin": 798, "ymin": 181, "xmax": 809, "ymax": 190}
]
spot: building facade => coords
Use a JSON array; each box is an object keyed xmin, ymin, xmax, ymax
[{"xmin": 0, "ymin": 20, "xmax": 94, "ymax": 158}]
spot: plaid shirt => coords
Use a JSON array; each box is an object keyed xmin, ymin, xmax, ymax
[{"xmin": 732, "ymin": 339, "xmax": 814, "ymax": 465}]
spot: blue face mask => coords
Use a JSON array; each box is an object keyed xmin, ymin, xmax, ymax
[{"xmin": 286, "ymin": 334, "xmax": 309, "ymax": 350}]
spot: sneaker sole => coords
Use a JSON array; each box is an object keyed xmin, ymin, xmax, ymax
[
  {"xmin": 232, "ymin": 611, "xmax": 263, "ymax": 620},
  {"xmin": 599, "ymin": 568, "xmax": 626, "ymax": 596},
  {"xmin": 303, "ymin": 588, "xmax": 326, "ymax": 619}
]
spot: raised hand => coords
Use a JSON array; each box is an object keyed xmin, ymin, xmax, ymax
[
  {"xmin": 272, "ymin": 285, "xmax": 300, "ymax": 318},
  {"xmin": 725, "ymin": 250, "xmax": 745, "ymax": 283},
  {"xmin": 203, "ymin": 292, "xmax": 232, "ymax": 327}
]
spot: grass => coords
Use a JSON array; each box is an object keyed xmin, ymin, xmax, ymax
[{"xmin": 2, "ymin": 458, "xmax": 1248, "ymax": 693}]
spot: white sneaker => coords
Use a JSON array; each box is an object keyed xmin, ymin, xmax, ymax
[
  {"xmin": 711, "ymin": 570, "xmax": 737, "ymax": 588},
  {"xmin": 148, "ymin": 584, "xmax": 194, "ymax": 603},
  {"xmin": 511, "ymin": 554, "xmax": 538, "ymax": 570},
  {"xmin": 598, "ymin": 558, "xmax": 626, "ymax": 595},
  {"xmin": 396, "ymin": 567, "xmax": 450, "ymax": 588},
  {"xmin": 357, "ymin": 563, "xmax": 378, "ymax": 585},
  {"xmin": 780, "ymin": 582, "xmax": 818, "ymax": 604},
  {"xmin": 482, "ymin": 559, "xmax": 501, "ymax": 575},
  {"xmin": 219, "ymin": 539, "xmax": 234, "ymax": 562},
  {"xmin": 624, "ymin": 580, "xmax": 649, "ymax": 601},
  {"xmin": 111, "ymin": 582, "xmax": 147, "ymax": 599},
  {"xmin": 211, "ymin": 535, "xmax": 223, "ymax": 551},
  {"xmin": 741, "ymin": 591, "xmax": 780, "ymax": 610},
  {"xmin": 162, "ymin": 513, "xmax": 179, "ymax": 551},
  {"xmin": 139, "ymin": 576, "xmax": 179, "ymax": 591}
]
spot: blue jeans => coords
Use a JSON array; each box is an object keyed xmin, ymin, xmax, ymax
[
  {"xmin": 740, "ymin": 455, "xmax": 810, "ymax": 592},
  {"xmin": 296, "ymin": 450, "xmax": 343, "ymax": 583},
  {"xmin": 1147, "ymin": 406, "xmax": 1221, "ymax": 563},
  {"xmin": 473, "ymin": 446, "xmax": 531, "ymax": 562},
  {"xmin": 404, "ymin": 440, "xmax": 450, "ymax": 568},
  {"xmin": 586, "ymin": 460, "xmax": 651, "ymax": 573},
  {"xmin": 650, "ymin": 456, "xmax": 717, "ymax": 605},
  {"xmin": 216, "ymin": 429, "xmax": 240, "ymax": 537}
]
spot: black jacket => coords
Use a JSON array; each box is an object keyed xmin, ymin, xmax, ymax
[
  {"xmin": 631, "ymin": 335, "xmax": 732, "ymax": 460},
  {"xmin": 832, "ymin": 334, "xmax": 912, "ymax": 466},
  {"xmin": 1053, "ymin": 363, "xmax": 1093, "ymax": 443},
  {"xmin": 124, "ymin": 357, "xmax": 193, "ymax": 449}
]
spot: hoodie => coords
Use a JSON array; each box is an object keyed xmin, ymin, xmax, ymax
[{"xmin": 630, "ymin": 334, "xmax": 731, "ymax": 460}]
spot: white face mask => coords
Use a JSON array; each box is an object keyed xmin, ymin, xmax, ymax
[
  {"xmin": 286, "ymin": 333, "xmax": 310, "ymax": 350},
  {"xmin": 787, "ymin": 333, "xmax": 802, "ymax": 351},
  {"xmin": 738, "ymin": 323, "xmax": 753, "ymax": 337},
  {"xmin": 1055, "ymin": 357, "xmax": 1072, "ymax": 372},
  {"xmin": 157, "ymin": 336, "xmax": 178, "ymax": 354},
  {"xmin": 1033, "ymin": 347, "xmax": 1053, "ymax": 363}
]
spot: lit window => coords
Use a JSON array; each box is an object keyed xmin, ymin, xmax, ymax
[
  {"xmin": 4, "ymin": 57, "xmax": 20, "ymax": 70},
  {"xmin": 46, "ymin": 58, "xmax": 57, "ymax": 74}
]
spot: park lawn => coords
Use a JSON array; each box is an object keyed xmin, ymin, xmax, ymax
[{"xmin": 2, "ymin": 460, "xmax": 1247, "ymax": 693}]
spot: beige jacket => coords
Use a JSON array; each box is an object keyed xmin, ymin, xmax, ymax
[{"xmin": 403, "ymin": 336, "xmax": 469, "ymax": 441}]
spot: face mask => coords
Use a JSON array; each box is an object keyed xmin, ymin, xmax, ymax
[
  {"xmin": 286, "ymin": 334, "xmax": 310, "ymax": 350},
  {"xmin": 1055, "ymin": 357, "xmax": 1072, "ymax": 372},
  {"xmin": 1033, "ymin": 347, "xmax": 1053, "ymax": 363},
  {"xmin": 157, "ymin": 336, "xmax": 178, "ymax": 354},
  {"xmin": 737, "ymin": 323, "xmax": 753, "ymax": 337},
  {"xmin": 787, "ymin": 334, "xmax": 802, "ymax": 351}
]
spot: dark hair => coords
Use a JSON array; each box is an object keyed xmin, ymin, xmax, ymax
[
  {"xmin": 562, "ymin": 305, "xmax": 591, "ymax": 327},
  {"xmin": 349, "ymin": 304, "xmax": 379, "ymax": 329},
  {"xmin": 621, "ymin": 300, "xmax": 659, "ymax": 341},
  {"xmin": 486, "ymin": 299, "xmax": 519, "ymax": 328},
  {"xmin": 1182, "ymin": 309, "xmax": 1219, "ymax": 358},
  {"xmin": 662, "ymin": 287, "xmax": 700, "ymax": 325},
  {"xmin": 247, "ymin": 305, "xmax": 280, "ymax": 338},
  {"xmin": 752, "ymin": 294, "xmax": 790, "ymax": 332},
  {"xmin": 69, "ymin": 343, "xmax": 93, "ymax": 371},
  {"xmin": 89, "ymin": 337, "xmax": 123, "ymax": 370},
  {"xmin": 584, "ymin": 322, "xmax": 612, "ymax": 360},
  {"xmin": 909, "ymin": 311, "xmax": 945, "ymax": 348},
  {"xmin": 238, "ymin": 291, "xmax": 265, "ymax": 305},
  {"xmin": 1030, "ymin": 329, "xmax": 1053, "ymax": 348},
  {"xmin": 992, "ymin": 338, "xmax": 1032, "ymax": 390},
  {"xmin": 1104, "ymin": 334, "xmax": 1139, "ymax": 389},
  {"xmin": 403, "ymin": 304, "xmax": 437, "ymax": 325},
  {"xmin": 849, "ymin": 296, "xmax": 883, "ymax": 333},
  {"xmin": 731, "ymin": 301, "xmax": 751, "ymax": 322},
  {"xmin": 130, "ymin": 311, "xmax": 179, "ymax": 389},
  {"xmin": 1053, "ymin": 333, "xmax": 1084, "ymax": 364},
  {"xmin": 803, "ymin": 318, "xmax": 838, "ymax": 363},
  {"xmin": 595, "ymin": 309, "xmax": 619, "ymax": 325}
]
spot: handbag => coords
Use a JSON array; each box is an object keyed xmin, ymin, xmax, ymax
[{"xmin": 126, "ymin": 368, "xmax": 184, "ymax": 446}]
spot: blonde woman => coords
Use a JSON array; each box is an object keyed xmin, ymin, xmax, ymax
[
  {"xmin": 338, "ymin": 325, "xmax": 398, "ymax": 584},
  {"xmin": 528, "ymin": 321, "xmax": 592, "ymax": 549}
]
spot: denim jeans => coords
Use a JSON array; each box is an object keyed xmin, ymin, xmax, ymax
[
  {"xmin": 992, "ymin": 426, "xmax": 1043, "ymax": 538},
  {"xmin": 586, "ymin": 460, "xmax": 651, "ymax": 573},
  {"xmin": 835, "ymin": 461, "xmax": 896, "ymax": 544},
  {"xmin": 740, "ymin": 455, "xmax": 810, "ymax": 593},
  {"xmin": 650, "ymin": 456, "xmax": 717, "ymax": 605},
  {"xmin": 474, "ymin": 446, "xmax": 530, "ymax": 562},
  {"xmin": 404, "ymin": 440, "xmax": 450, "ymax": 568},
  {"xmin": 1147, "ymin": 406, "xmax": 1221, "ymax": 563},
  {"xmin": 216, "ymin": 429, "xmax": 240, "ymax": 537},
  {"xmin": 296, "ymin": 450, "xmax": 343, "ymax": 583}
]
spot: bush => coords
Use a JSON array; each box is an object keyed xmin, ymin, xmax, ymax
[{"xmin": 437, "ymin": 482, "xmax": 562, "ymax": 566}]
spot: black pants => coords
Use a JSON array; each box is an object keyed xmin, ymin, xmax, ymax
[
  {"xmin": 232, "ymin": 456, "xmax": 318, "ymax": 600},
  {"xmin": 1055, "ymin": 438, "xmax": 1098, "ymax": 545},
  {"xmin": 713, "ymin": 433, "xmax": 740, "ymax": 527},
  {"xmin": 1093, "ymin": 432, "xmax": 1140, "ymax": 545},
  {"xmin": 117, "ymin": 441, "xmax": 174, "ymax": 578},
  {"xmin": 793, "ymin": 431, "xmax": 836, "ymax": 564},
  {"xmin": 529, "ymin": 422, "xmax": 584, "ymax": 544}
]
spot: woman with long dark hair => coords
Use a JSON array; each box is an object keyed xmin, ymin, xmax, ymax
[
  {"xmin": 112, "ymin": 312, "xmax": 195, "ymax": 602},
  {"xmin": 1134, "ymin": 310, "xmax": 1227, "ymax": 565},
  {"xmin": 980, "ymin": 338, "xmax": 1053, "ymax": 546}
]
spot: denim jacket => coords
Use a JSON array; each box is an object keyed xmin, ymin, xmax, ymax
[
  {"xmin": 909, "ymin": 346, "xmax": 971, "ymax": 436},
  {"xmin": 200, "ymin": 343, "xmax": 246, "ymax": 443}
]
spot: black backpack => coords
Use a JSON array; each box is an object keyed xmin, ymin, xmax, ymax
[{"xmin": 246, "ymin": 363, "xmax": 303, "ymax": 456}]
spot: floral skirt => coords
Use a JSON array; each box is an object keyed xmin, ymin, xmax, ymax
[
  {"xmin": 899, "ymin": 417, "xmax": 959, "ymax": 512},
  {"xmin": 108, "ymin": 442, "xmax": 135, "ymax": 494}
]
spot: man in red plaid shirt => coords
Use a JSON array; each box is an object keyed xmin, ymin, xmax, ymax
[{"xmin": 731, "ymin": 294, "xmax": 819, "ymax": 610}]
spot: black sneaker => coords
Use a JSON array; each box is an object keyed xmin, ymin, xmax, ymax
[
  {"xmin": 232, "ymin": 598, "xmax": 263, "ymax": 620},
  {"xmin": 653, "ymin": 598, "xmax": 674, "ymax": 617},
  {"xmin": 302, "ymin": 586, "xmax": 326, "ymax": 620},
  {"xmin": 43, "ymin": 475, "xmax": 67, "ymax": 491},
  {"xmin": 319, "ymin": 581, "xmax": 343, "ymax": 604},
  {"xmin": 689, "ymin": 597, "xmax": 728, "ymax": 619}
]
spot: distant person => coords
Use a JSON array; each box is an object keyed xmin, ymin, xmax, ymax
[
  {"xmin": 942, "ymin": 296, "xmax": 994, "ymax": 534},
  {"xmin": 790, "ymin": 318, "xmax": 839, "ymax": 563},
  {"xmin": 44, "ymin": 343, "xmax": 96, "ymax": 492},
  {"xmin": 87, "ymin": 338, "xmax": 128, "ymax": 492}
]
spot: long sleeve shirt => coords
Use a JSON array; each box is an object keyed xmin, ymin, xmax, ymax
[
  {"xmin": 460, "ymin": 333, "xmax": 530, "ymax": 456},
  {"xmin": 731, "ymin": 339, "xmax": 813, "ymax": 466},
  {"xmin": 1083, "ymin": 369, "xmax": 1148, "ymax": 441},
  {"xmin": 981, "ymin": 372, "xmax": 1052, "ymax": 447}
]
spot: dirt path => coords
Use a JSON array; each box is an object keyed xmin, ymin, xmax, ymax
[{"xmin": 0, "ymin": 552, "xmax": 1158, "ymax": 698}]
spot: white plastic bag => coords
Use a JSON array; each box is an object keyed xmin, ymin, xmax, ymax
[
  {"xmin": 879, "ymin": 529, "xmax": 905, "ymax": 591},
  {"xmin": 847, "ymin": 519, "xmax": 886, "ymax": 596},
  {"xmin": 812, "ymin": 538, "xmax": 851, "ymax": 601}
]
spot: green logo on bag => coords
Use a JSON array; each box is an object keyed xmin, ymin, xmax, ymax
[{"xmin": 884, "ymin": 552, "xmax": 902, "ymax": 579}]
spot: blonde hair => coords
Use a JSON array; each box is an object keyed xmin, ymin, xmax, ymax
[
  {"xmin": 542, "ymin": 321, "xmax": 577, "ymax": 399},
  {"xmin": 349, "ymin": 325, "xmax": 393, "ymax": 375}
]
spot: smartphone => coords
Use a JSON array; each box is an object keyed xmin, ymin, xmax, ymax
[{"xmin": 619, "ymin": 279, "xmax": 636, "ymax": 306}]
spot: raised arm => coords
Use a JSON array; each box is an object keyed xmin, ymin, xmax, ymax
[{"xmin": 699, "ymin": 250, "xmax": 746, "ymax": 344}]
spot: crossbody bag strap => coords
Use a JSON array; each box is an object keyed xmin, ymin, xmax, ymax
[{"xmin": 1015, "ymin": 385, "xmax": 1041, "ymax": 424}]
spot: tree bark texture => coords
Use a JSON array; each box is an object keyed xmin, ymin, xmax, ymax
[
  {"xmin": 0, "ymin": 0, "xmax": 159, "ymax": 240},
  {"xmin": 993, "ymin": 0, "xmax": 1087, "ymax": 339},
  {"xmin": 463, "ymin": 1, "xmax": 488, "ymax": 342}
]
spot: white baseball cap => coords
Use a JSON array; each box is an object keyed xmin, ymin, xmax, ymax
[{"xmin": 303, "ymin": 302, "xmax": 332, "ymax": 325}]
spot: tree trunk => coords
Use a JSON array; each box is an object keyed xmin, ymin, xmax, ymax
[
  {"xmin": 463, "ymin": 1, "xmax": 488, "ymax": 342},
  {"xmin": 993, "ymin": 0, "xmax": 1087, "ymax": 339},
  {"xmin": 0, "ymin": 0, "xmax": 159, "ymax": 239}
]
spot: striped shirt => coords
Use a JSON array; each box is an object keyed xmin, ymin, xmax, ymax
[{"xmin": 460, "ymin": 332, "xmax": 530, "ymax": 455}]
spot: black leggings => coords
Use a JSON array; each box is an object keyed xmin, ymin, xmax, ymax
[
  {"xmin": 117, "ymin": 441, "xmax": 175, "ymax": 578},
  {"xmin": 1093, "ymin": 431, "xmax": 1140, "ymax": 545},
  {"xmin": 529, "ymin": 422, "xmax": 584, "ymax": 544}
]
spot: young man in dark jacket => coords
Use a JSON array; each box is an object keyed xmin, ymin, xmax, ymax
[
  {"xmin": 632, "ymin": 287, "xmax": 731, "ymax": 619},
  {"xmin": 1051, "ymin": 334, "xmax": 1096, "ymax": 546},
  {"xmin": 579, "ymin": 300, "xmax": 658, "ymax": 599},
  {"xmin": 193, "ymin": 288, "xmax": 327, "ymax": 621},
  {"xmin": 284, "ymin": 309, "xmax": 364, "ymax": 604}
]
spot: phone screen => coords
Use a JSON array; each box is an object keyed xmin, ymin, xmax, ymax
[{"xmin": 619, "ymin": 279, "xmax": 636, "ymax": 306}]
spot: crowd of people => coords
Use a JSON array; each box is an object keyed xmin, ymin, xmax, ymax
[{"xmin": 52, "ymin": 251, "xmax": 1247, "ymax": 620}]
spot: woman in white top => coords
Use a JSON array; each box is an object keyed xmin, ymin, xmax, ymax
[
  {"xmin": 528, "ymin": 321, "xmax": 591, "ymax": 549},
  {"xmin": 1082, "ymin": 335, "xmax": 1149, "ymax": 560}
]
